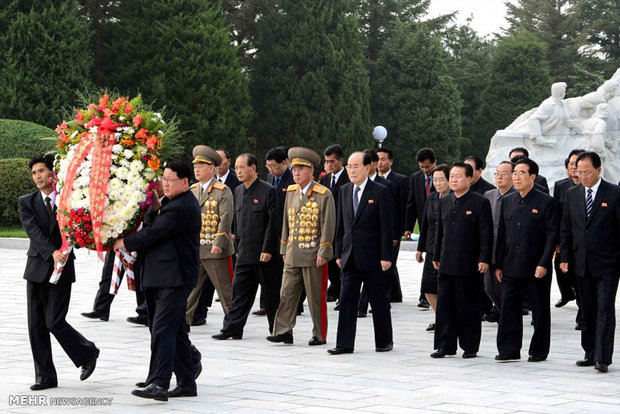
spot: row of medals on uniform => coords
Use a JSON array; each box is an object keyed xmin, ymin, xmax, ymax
[
  {"xmin": 200, "ymin": 198, "xmax": 220, "ymax": 246},
  {"xmin": 289, "ymin": 199, "xmax": 320, "ymax": 249}
]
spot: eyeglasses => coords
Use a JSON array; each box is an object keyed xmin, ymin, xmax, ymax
[
  {"xmin": 161, "ymin": 177, "xmax": 182, "ymax": 183},
  {"xmin": 512, "ymin": 171, "xmax": 530, "ymax": 177},
  {"xmin": 577, "ymin": 170, "xmax": 595, "ymax": 177}
]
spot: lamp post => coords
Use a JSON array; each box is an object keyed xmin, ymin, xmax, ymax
[{"xmin": 373, "ymin": 125, "xmax": 387, "ymax": 148}]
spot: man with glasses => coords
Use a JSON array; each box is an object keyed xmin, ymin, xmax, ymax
[
  {"xmin": 494, "ymin": 158, "xmax": 557, "ymax": 362},
  {"xmin": 560, "ymin": 151, "xmax": 620, "ymax": 373}
]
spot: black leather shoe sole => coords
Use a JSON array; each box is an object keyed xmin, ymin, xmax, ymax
[
  {"xmin": 132, "ymin": 384, "xmax": 168, "ymax": 401},
  {"xmin": 266, "ymin": 333, "xmax": 293, "ymax": 344},
  {"xmin": 327, "ymin": 347, "xmax": 354, "ymax": 355},
  {"xmin": 127, "ymin": 316, "xmax": 148, "ymax": 326},
  {"xmin": 81, "ymin": 311, "xmax": 109, "ymax": 321},
  {"xmin": 430, "ymin": 350, "xmax": 456, "ymax": 358},
  {"xmin": 376, "ymin": 343, "xmax": 393, "ymax": 352},
  {"xmin": 308, "ymin": 337, "xmax": 326, "ymax": 346},
  {"xmin": 576, "ymin": 359, "xmax": 595, "ymax": 367},
  {"xmin": 462, "ymin": 352, "xmax": 477, "ymax": 359},
  {"xmin": 191, "ymin": 318, "xmax": 206, "ymax": 326},
  {"xmin": 168, "ymin": 386, "xmax": 197, "ymax": 398},
  {"xmin": 30, "ymin": 383, "xmax": 57, "ymax": 391},
  {"xmin": 527, "ymin": 356, "xmax": 546, "ymax": 362},
  {"xmin": 595, "ymin": 362, "xmax": 609, "ymax": 373},
  {"xmin": 212, "ymin": 332, "xmax": 242, "ymax": 340},
  {"xmin": 495, "ymin": 354, "xmax": 520, "ymax": 362}
]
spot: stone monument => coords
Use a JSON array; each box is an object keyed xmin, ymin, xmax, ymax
[{"xmin": 483, "ymin": 69, "xmax": 620, "ymax": 190}]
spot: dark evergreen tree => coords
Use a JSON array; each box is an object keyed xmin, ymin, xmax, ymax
[
  {"xmin": 577, "ymin": 0, "xmax": 620, "ymax": 77},
  {"xmin": 104, "ymin": 0, "xmax": 252, "ymax": 156},
  {"xmin": 251, "ymin": 0, "xmax": 372, "ymax": 156},
  {"xmin": 0, "ymin": 0, "xmax": 93, "ymax": 127},
  {"xmin": 475, "ymin": 31, "xmax": 552, "ymax": 155},
  {"xmin": 373, "ymin": 23, "xmax": 461, "ymax": 174}
]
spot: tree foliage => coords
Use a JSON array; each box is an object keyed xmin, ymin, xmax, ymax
[{"xmin": 373, "ymin": 23, "xmax": 461, "ymax": 174}]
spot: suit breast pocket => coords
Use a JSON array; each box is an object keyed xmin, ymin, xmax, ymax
[{"xmin": 251, "ymin": 203, "xmax": 265, "ymax": 213}]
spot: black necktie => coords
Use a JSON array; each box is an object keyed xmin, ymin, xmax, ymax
[
  {"xmin": 45, "ymin": 196, "xmax": 54, "ymax": 221},
  {"xmin": 331, "ymin": 175, "xmax": 336, "ymax": 189}
]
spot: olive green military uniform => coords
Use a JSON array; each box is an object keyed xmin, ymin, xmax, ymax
[
  {"xmin": 186, "ymin": 146, "xmax": 235, "ymax": 324},
  {"xmin": 272, "ymin": 150, "xmax": 336, "ymax": 342}
]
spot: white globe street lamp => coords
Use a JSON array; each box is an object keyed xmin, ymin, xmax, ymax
[{"xmin": 373, "ymin": 125, "xmax": 387, "ymax": 148}]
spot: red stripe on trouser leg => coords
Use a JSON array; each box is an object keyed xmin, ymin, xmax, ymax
[
  {"xmin": 227, "ymin": 256, "xmax": 234, "ymax": 283},
  {"xmin": 320, "ymin": 263, "xmax": 328, "ymax": 340}
]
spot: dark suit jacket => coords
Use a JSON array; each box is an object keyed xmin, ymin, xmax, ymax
[
  {"xmin": 484, "ymin": 187, "xmax": 516, "ymax": 264},
  {"xmin": 417, "ymin": 191, "xmax": 442, "ymax": 254},
  {"xmin": 124, "ymin": 189, "xmax": 201, "ymax": 290},
  {"xmin": 471, "ymin": 176, "xmax": 495, "ymax": 195},
  {"xmin": 405, "ymin": 170, "xmax": 435, "ymax": 231},
  {"xmin": 222, "ymin": 169, "xmax": 241, "ymax": 192},
  {"xmin": 434, "ymin": 190, "xmax": 493, "ymax": 276},
  {"xmin": 553, "ymin": 177, "xmax": 575, "ymax": 226},
  {"xmin": 335, "ymin": 179, "xmax": 393, "ymax": 271},
  {"xmin": 374, "ymin": 174, "xmax": 399, "ymax": 240},
  {"xmin": 560, "ymin": 179, "xmax": 620, "ymax": 278},
  {"xmin": 384, "ymin": 170, "xmax": 409, "ymax": 234},
  {"xmin": 319, "ymin": 168, "xmax": 350, "ymax": 209},
  {"xmin": 233, "ymin": 179, "xmax": 278, "ymax": 265},
  {"xmin": 495, "ymin": 189, "xmax": 558, "ymax": 278},
  {"xmin": 269, "ymin": 167, "xmax": 294, "ymax": 239},
  {"xmin": 19, "ymin": 191, "xmax": 75, "ymax": 285},
  {"xmin": 536, "ymin": 174, "xmax": 549, "ymax": 192}
]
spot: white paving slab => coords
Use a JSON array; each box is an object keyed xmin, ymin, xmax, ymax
[{"xmin": 1, "ymin": 247, "xmax": 619, "ymax": 413}]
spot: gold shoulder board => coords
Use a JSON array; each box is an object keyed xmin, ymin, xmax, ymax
[
  {"xmin": 287, "ymin": 184, "xmax": 299, "ymax": 192},
  {"xmin": 312, "ymin": 184, "xmax": 327, "ymax": 194},
  {"xmin": 213, "ymin": 182, "xmax": 226, "ymax": 190}
]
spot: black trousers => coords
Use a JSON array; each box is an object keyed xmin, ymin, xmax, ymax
[
  {"xmin": 484, "ymin": 265, "xmax": 502, "ymax": 311},
  {"xmin": 92, "ymin": 250, "xmax": 146, "ymax": 317},
  {"xmin": 223, "ymin": 261, "xmax": 282, "ymax": 334},
  {"xmin": 388, "ymin": 241, "xmax": 403, "ymax": 301},
  {"xmin": 554, "ymin": 255, "xmax": 581, "ymax": 323},
  {"xmin": 144, "ymin": 287, "xmax": 195, "ymax": 389},
  {"xmin": 578, "ymin": 274, "xmax": 619, "ymax": 364},
  {"xmin": 497, "ymin": 275, "xmax": 551, "ymax": 358},
  {"xmin": 193, "ymin": 275, "xmax": 215, "ymax": 321},
  {"xmin": 434, "ymin": 273, "xmax": 481, "ymax": 354},
  {"xmin": 326, "ymin": 258, "xmax": 341, "ymax": 299},
  {"xmin": 337, "ymin": 257, "xmax": 393, "ymax": 349},
  {"xmin": 27, "ymin": 281, "xmax": 99, "ymax": 385}
]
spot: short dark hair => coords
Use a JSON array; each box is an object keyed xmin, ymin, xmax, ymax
[
  {"xmin": 498, "ymin": 160, "xmax": 515, "ymax": 172},
  {"xmin": 265, "ymin": 147, "xmax": 288, "ymax": 163},
  {"xmin": 432, "ymin": 164, "xmax": 450, "ymax": 180},
  {"xmin": 276, "ymin": 146, "xmax": 289, "ymax": 157},
  {"xmin": 451, "ymin": 162, "xmax": 473, "ymax": 177},
  {"xmin": 239, "ymin": 153, "xmax": 257, "ymax": 168},
  {"xmin": 515, "ymin": 157, "xmax": 539, "ymax": 177},
  {"xmin": 576, "ymin": 151, "xmax": 602, "ymax": 169},
  {"xmin": 376, "ymin": 147, "xmax": 393, "ymax": 160},
  {"xmin": 565, "ymin": 149, "xmax": 585, "ymax": 168},
  {"xmin": 510, "ymin": 154, "xmax": 526, "ymax": 164},
  {"xmin": 509, "ymin": 147, "xmax": 529, "ymax": 158},
  {"xmin": 363, "ymin": 149, "xmax": 379, "ymax": 163},
  {"xmin": 29, "ymin": 153, "xmax": 54, "ymax": 171},
  {"xmin": 217, "ymin": 149, "xmax": 231, "ymax": 161},
  {"xmin": 165, "ymin": 159, "xmax": 192, "ymax": 180},
  {"xmin": 324, "ymin": 144, "xmax": 344, "ymax": 159},
  {"xmin": 464, "ymin": 155, "xmax": 484, "ymax": 170},
  {"xmin": 416, "ymin": 148, "xmax": 436, "ymax": 164}
]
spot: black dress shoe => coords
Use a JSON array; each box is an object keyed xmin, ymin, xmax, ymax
[
  {"xmin": 127, "ymin": 316, "xmax": 148, "ymax": 326},
  {"xmin": 80, "ymin": 349, "xmax": 99, "ymax": 381},
  {"xmin": 30, "ymin": 382, "xmax": 57, "ymax": 391},
  {"xmin": 135, "ymin": 381, "xmax": 148, "ymax": 388},
  {"xmin": 326, "ymin": 294, "xmax": 338, "ymax": 302},
  {"xmin": 495, "ymin": 354, "xmax": 520, "ymax": 362},
  {"xmin": 252, "ymin": 308, "xmax": 268, "ymax": 316},
  {"xmin": 212, "ymin": 331, "xmax": 242, "ymax": 340},
  {"xmin": 426, "ymin": 323, "xmax": 435, "ymax": 331},
  {"xmin": 334, "ymin": 303, "xmax": 341, "ymax": 311},
  {"xmin": 555, "ymin": 297, "xmax": 574, "ymax": 308},
  {"xmin": 168, "ymin": 385, "xmax": 197, "ymax": 398},
  {"xmin": 357, "ymin": 311, "xmax": 367, "ymax": 318},
  {"xmin": 266, "ymin": 331, "xmax": 293, "ymax": 344},
  {"xmin": 376, "ymin": 343, "xmax": 393, "ymax": 352},
  {"xmin": 81, "ymin": 311, "xmax": 109, "ymax": 321},
  {"xmin": 132, "ymin": 383, "xmax": 168, "ymax": 401},
  {"xmin": 595, "ymin": 362, "xmax": 609, "ymax": 373},
  {"xmin": 191, "ymin": 318, "xmax": 206, "ymax": 326},
  {"xmin": 483, "ymin": 313, "xmax": 499, "ymax": 323},
  {"xmin": 308, "ymin": 336, "xmax": 326, "ymax": 346},
  {"xmin": 418, "ymin": 298, "xmax": 430, "ymax": 309},
  {"xmin": 528, "ymin": 355, "xmax": 546, "ymax": 362},
  {"xmin": 327, "ymin": 347, "xmax": 354, "ymax": 355},
  {"xmin": 576, "ymin": 359, "xmax": 595, "ymax": 367},
  {"xmin": 462, "ymin": 352, "xmax": 477, "ymax": 359},
  {"xmin": 430, "ymin": 349, "xmax": 455, "ymax": 358}
]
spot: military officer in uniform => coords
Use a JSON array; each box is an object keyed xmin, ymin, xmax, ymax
[
  {"xmin": 268, "ymin": 147, "xmax": 336, "ymax": 346},
  {"xmin": 186, "ymin": 145, "xmax": 235, "ymax": 323}
]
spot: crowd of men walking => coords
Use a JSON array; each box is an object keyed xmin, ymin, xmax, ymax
[{"xmin": 19, "ymin": 142, "xmax": 620, "ymax": 401}]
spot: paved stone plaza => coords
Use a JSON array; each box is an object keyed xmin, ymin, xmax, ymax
[{"xmin": 1, "ymin": 245, "xmax": 619, "ymax": 413}]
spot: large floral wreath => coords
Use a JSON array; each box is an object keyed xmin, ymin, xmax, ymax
[{"xmin": 54, "ymin": 93, "xmax": 167, "ymax": 254}]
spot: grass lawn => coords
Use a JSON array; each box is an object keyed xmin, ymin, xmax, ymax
[{"xmin": 0, "ymin": 227, "xmax": 27, "ymax": 238}]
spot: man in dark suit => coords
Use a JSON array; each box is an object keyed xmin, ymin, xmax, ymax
[
  {"xmin": 405, "ymin": 148, "xmax": 437, "ymax": 309},
  {"xmin": 509, "ymin": 147, "xmax": 549, "ymax": 191},
  {"xmin": 431, "ymin": 162, "xmax": 493, "ymax": 359},
  {"xmin": 215, "ymin": 149, "xmax": 241, "ymax": 191},
  {"xmin": 19, "ymin": 154, "xmax": 100, "ymax": 391},
  {"xmin": 553, "ymin": 149, "xmax": 584, "ymax": 313},
  {"xmin": 213, "ymin": 153, "xmax": 280, "ymax": 339},
  {"xmin": 328, "ymin": 152, "xmax": 394, "ymax": 354},
  {"xmin": 377, "ymin": 148, "xmax": 408, "ymax": 302},
  {"xmin": 115, "ymin": 160, "xmax": 201, "ymax": 400},
  {"xmin": 560, "ymin": 151, "xmax": 620, "ymax": 373},
  {"xmin": 319, "ymin": 144, "xmax": 350, "ymax": 303},
  {"xmin": 465, "ymin": 156, "xmax": 496, "ymax": 195},
  {"xmin": 494, "ymin": 158, "xmax": 558, "ymax": 362}
]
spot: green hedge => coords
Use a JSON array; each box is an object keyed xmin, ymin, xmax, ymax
[
  {"xmin": 0, "ymin": 119, "xmax": 56, "ymax": 159},
  {"xmin": 0, "ymin": 158, "xmax": 36, "ymax": 227}
]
